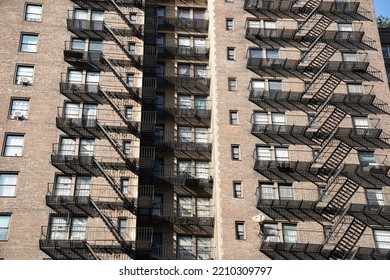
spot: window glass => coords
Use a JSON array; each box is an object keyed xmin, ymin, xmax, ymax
[
  {"xmin": 4, "ymin": 135, "xmax": 24, "ymax": 156},
  {"xmin": 0, "ymin": 174, "xmax": 17, "ymax": 197},
  {"xmin": 25, "ymin": 4, "xmax": 42, "ymax": 22},
  {"xmin": 20, "ymin": 34, "xmax": 38, "ymax": 52}
]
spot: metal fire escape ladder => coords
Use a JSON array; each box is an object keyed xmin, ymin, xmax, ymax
[
  {"xmin": 329, "ymin": 218, "xmax": 366, "ymax": 259},
  {"xmin": 100, "ymin": 56, "xmax": 141, "ymax": 103},
  {"xmin": 304, "ymin": 44, "xmax": 337, "ymax": 80},
  {"xmin": 313, "ymin": 107, "xmax": 347, "ymax": 145},
  {"xmin": 297, "ymin": 0, "xmax": 323, "ymax": 29},
  {"xmin": 107, "ymin": 0, "xmax": 143, "ymax": 39},
  {"xmin": 98, "ymin": 87, "xmax": 139, "ymax": 136},
  {"xmin": 92, "ymin": 158, "xmax": 136, "ymax": 212},
  {"xmin": 321, "ymin": 179, "xmax": 360, "ymax": 221},
  {"xmin": 84, "ymin": 242, "xmax": 101, "ymax": 260},
  {"xmin": 317, "ymin": 141, "xmax": 352, "ymax": 183},
  {"xmin": 89, "ymin": 198, "xmax": 133, "ymax": 254},
  {"xmin": 301, "ymin": 16, "xmax": 333, "ymax": 53},
  {"xmin": 104, "ymin": 25, "xmax": 142, "ymax": 69}
]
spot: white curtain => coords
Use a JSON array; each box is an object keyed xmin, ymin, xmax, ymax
[
  {"xmin": 64, "ymin": 103, "xmax": 80, "ymax": 119},
  {"xmin": 275, "ymin": 148, "xmax": 289, "ymax": 162},
  {"xmin": 196, "ymin": 198, "xmax": 210, "ymax": 217},
  {"xmin": 279, "ymin": 184, "xmax": 293, "ymax": 199},
  {"xmin": 178, "ymin": 36, "xmax": 191, "ymax": 47},
  {"xmin": 282, "ymin": 225, "xmax": 298, "ymax": 243},
  {"xmin": 178, "ymin": 161, "xmax": 191, "ymax": 176},
  {"xmin": 194, "ymin": 66, "xmax": 206, "ymax": 78},
  {"xmin": 4, "ymin": 135, "xmax": 24, "ymax": 156},
  {"xmin": 196, "ymin": 161, "xmax": 208, "ymax": 179},
  {"xmin": 257, "ymin": 147, "xmax": 271, "ymax": 160},
  {"xmin": 264, "ymin": 21, "xmax": 276, "ymax": 29},
  {"xmin": 195, "ymin": 128, "xmax": 208, "ymax": 143},
  {"xmin": 263, "ymin": 223, "xmax": 278, "ymax": 241},
  {"xmin": 67, "ymin": 70, "xmax": 83, "ymax": 84},
  {"xmin": 0, "ymin": 215, "xmax": 11, "ymax": 240},
  {"xmin": 11, "ymin": 100, "xmax": 29, "ymax": 117},
  {"xmin": 21, "ymin": 35, "xmax": 38, "ymax": 52},
  {"xmin": 260, "ymin": 184, "xmax": 274, "ymax": 199},
  {"xmin": 60, "ymin": 138, "xmax": 75, "ymax": 156},
  {"xmin": 50, "ymin": 217, "xmax": 67, "ymax": 240},
  {"xmin": 79, "ymin": 139, "xmax": 94, "ymax": 156},
  {"xmin": 178, "ymin": 95, "xmax": 191, "ymax": 109},
  {"xmin": 352, "ymin": 117, "xmax": 369, "ymax": 128},
  {"xmin": 54, "ymin": 176, "xmax": 72, "ymax": 196},
  {"xmin": 74, "ymin": 9, "xmax": 88, "ymax": 20},
  {"xmin": 86, "ymin": 71, "xmax": 100, "ymax": 84},
  {"xmin": 248, "ymin": 20, "xmax": 260, "ymax": 28},
  {"xmin": 75, "ymin": 176, "xmax": 91, "ymax": 196},
  {"xmin": 0, "ymin": 174, "xmax": 17, "ymax": 196},
  {"xmin": 374, "ymin": 230, "xmax": 390, "ymax": 249},
  {"xmin": 70, "ymin": 218, "xmax": 87, "ymax": 240},
  {"xmin": 26, "ymin": 5, "xmax": 42, "ymax": 21},
  {"xmin": 271, "ymin": 113, "xmax": 285, "ymax": 125},
  {"xmin": 254, "ymin": 112, "xmax": 268, "ymax": 124},
  {"xmin": 347, "ymin": 83, "xmax": 363, "ymax": 94},
  {"xmin": 91, "ymin": 11, "xmax": 104, "ymax": 21},
  {"xmin": 337, "ymin": 23, "xmax": 353, "ymax": 32},
  {"xmin": 178, "ymin": 65, "xmax": 191, "ymax": 77},
  {"xmin": 82, "ymin": 104, "xmax": 97, "ymax": 124},
  {"xmin": 178, "ymin": 127, "xmax": 192, "ymax": 142}
]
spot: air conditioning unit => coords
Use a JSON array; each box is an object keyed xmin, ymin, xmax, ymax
[
  {"xmin": 19, "ymin": 77, "xmax": 32, "ymax": 86},
  {"xmin": 11, "ymin": 111, "xmax": 26, "ymax": 120},
  {"xmin": 265, "ymin": 236, "xmax": 279, "ymax": 242}
]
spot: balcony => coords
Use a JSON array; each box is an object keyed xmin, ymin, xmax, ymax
[
  {"xmin": 157, "ymin": 17, "xmax": 209, "ymax": 33},
  {"xmin": 153, "ymin": 164, "xmax": 213, "ymax": 190},
  {"xmin": 143, "ymin": 67, "xmax": 210, "ymax": 93},
  {"xmin": 59, "ymin": 74, "xmax": 146, "ymax": 104},
  {"xmin": 243, "ymin": 0, "xmax": 372, "ymax": 21},
  {"xmin": 155, "ymin": 132, "xmax": 212, "ymax": 160},
  {"xmin": 149, "ymin": 245, "xmax": 215, "ymax": 260},
  {"xmin": 246, "ymin": 27, "xmax": 376, "ymax": 51},
  {"xmin": 155, "ymin": 39, "xmax": 209, "ymax": 61},
  {"xmin": 259, "ymin": 229, "xmax": 390, "ymax": 260},
  {"xmin": 39, "ymin": 226, "xmax": 152, "ymax": 260},
  {"xmin": 251, "ymin": 122, "xmax": 390, "ymax": 149},
  {"xmin": 247, "ymin": 57, "xmax": 383, "ymax": 82},
  {"xmin": 70, "ymin": 0, "xmax": 144, "ymax": 11},
  {"xmin": 67, "ymin": 12, "xmax": 143, "ymax": 40},
  {"xmin": 45, "ymin": 183, "xmax": 154, "ymax": 216},
  {"xmin": 51, "ymin": 143, "xmax": 155, "ymax": 176},
  {"xmin": 55, "ymin": 108, "xmax": 141, "ymax": 138},
  {"xmin": 253, "ymin": 150, "xmax": 390, "ymax": 185},
  {"xmin": 64, "ymin": 45, "xmax": 141, "ymax": 72}
]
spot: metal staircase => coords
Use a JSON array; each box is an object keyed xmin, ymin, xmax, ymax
[{"xmin": 329, "ymin": 218, "xmax": 367, "ymax": 259}]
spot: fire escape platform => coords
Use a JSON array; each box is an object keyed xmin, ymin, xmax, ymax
[{"xmin": 260, "ymin": 242, "xmax": 390, "ymax": 260}]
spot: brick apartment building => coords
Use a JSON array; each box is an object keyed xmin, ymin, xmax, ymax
[{"xmin": 0, "ymin": 0, "xmax": 390, "ymax": 260}]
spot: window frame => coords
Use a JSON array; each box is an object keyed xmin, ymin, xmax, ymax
[
  {"xmin": 9, "ymin": 98, "xmax": 30, "ymax": 120},
  {"xmin": 231, "ymin": 144, "xmax": 240, "ymax": 160},
  {"xmin": 24, "ymin": 3, "xmax": 43, "ymax": 22},
  {"xmin": 228, "ymin": 77, "xmax": 237, "ymax": 91},
  {"xmin": 226, "ymin": 18, "xmax": 234, "ymax": 30},
  {"xmin": 229, "ymin": 110, "xmax": 238, "ymax": 125},
  {"xmin": 15, "ymin": 65, "xmax": 35, "ymax": 85},
  {"xmin": 227, "ymin": 47, "xmax": 235, "ymax": 60},
  {"xmin": 20, "ymin": 33, "xmax": 39, "ymax": 53},
  {"xmin": 233, "ymin": 181, "xmax": 243, "ymax": 198},
  {"xmin": 0, "ymin": 215, "xmax": 11, "ymax": 241},
  {"xmin": 0, "ymin": 173, "xmax": 18, "ymax": 197},
  {"xmin": 3, "ymin": 134, "xmax": 25, "ymax": 157},
  {"xmin": 235, "ymin": 221, "xmax": 245, "ymax": 240}
]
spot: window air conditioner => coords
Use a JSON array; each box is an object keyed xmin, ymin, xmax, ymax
[
  {"xmin": 12, "ymin": 111, "xmax": 26, "ymax": 120},
  {"xmin": 19, "ymin": 77, "xmax": 32, "ymax": 86}
]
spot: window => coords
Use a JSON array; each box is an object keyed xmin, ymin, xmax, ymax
[
  {"xmin": 352, "ymin": 116, "xmax": 369, "ymax": 135},
  {"xmin": 278, "ymin": 183, "xmax": 293, "ymax": 199},
  {"xmin": 228, "ymin": 78, "xmax": 237, "ymax": 91},
  {"xmin": 194, "ymin": 96, "xmax": 207, "ymax": 110},
  {"xmin": 197, "ymin": 237, "xmax": 212, "ymax": 260},
  {"xmin": 123, "ymin": 141, "xmax": 131, "ymax": 156},
  {"xmin": 318, "ymin": 187, "xmax": 328, "ymax": 202},
  {"xmin": 178, "ymin": 95, "xmax": 191, "ymax": 109},
  {"xmin": 54, "ymin": 175, "xmax": 71, "ymax": 196},
  {"xmin": 75, "ymin": 176, "xmax": 91, "ymax": 197},
  {"xmin": 3, "ymin": 135, "xmax": 25, "ymax": 157},
  {"xmin": 235, "ymin": 222, "xmax": 245, "ymax": 240},
  {"xmin": 342, "ymin": 52, "xmax": 358, "ymax": 62},
  {"xmin": 25, "ymin": 4, "xmax": 42, "ymax": 22},
  {"xmin": 71, "ymin": 38, "xmax": 85, "ymax": 50},
  {"xmin": 118, "ymin": 218, "xmax": 127, "ymax": 238},
  {"xmin": 177, "ymin": 235, "xmax": 192, "ymax": 259},
  {"xmin": 233, "ymin": 181, "xmax": 243, "ymax": 198},
  {"xmin": 225, "ymin": 0, "xmax": 233, "ymax": 2},
  {"xmin": 194, "ymin": 65, "xmax": 206, "ymax": 78},
  {"xmin": 227, "ymin": 47, "xmax": 235, "ymax": 60},
  {"xmin": 251, "ymin": 80, "xmax": 265, "ymax": 95},
  {"xmin": 178, "ymin": 197, "xmax": 192, "ymax": 217},
  {"xmin": 127, "ymin": 73, "xmax": 135, "ymax": 87},
  {"xmin": 60, "ymin": 138, "xmax": 76, "ymax": 156},
  {"xmin": 79, "ymin": 139, "xmax": 94, "ymax": 156},
  {"xmin": 178, "ymin": 127, "xmax": 192, "ymax": 143},
  {"xmin": 230, "ymin": 111, "xmax": 238, "ymax": 125},
  {"xmin": 260, "ymin": 183, "xmax": 274, "ymax": 199},
  {"xmin": 125, "ymin": 106, "xmax": 133, "ymax": 119},
  {"xmin": 308, "ymin": 115, "xmax": 317, "ymax": 128},
  {"xmin": 15, "ymin": 65, "xmax": 34, "ymax": 85},
  {"xmin": 282, "ymin": 224, "xmax": 298, "ymax": 243},
  {"xmin": 347, "ymin": 83, "xmax": 363, "ymax": 94},
  {"xmin": 0, "ymin": 174, "xmax": 17, "ymax": 197},
  {"xmin": 128, "ymin": 42, "xmax": 136, "ymax": 54},
  {"xmin": 178, "ymin": 64, "xmax": 191, "ymax": 77},
  {"xmin": 275, "ymin": 147, "xmax": 289, "ymax": 162},
  {"xmin": 262, "ymin": 223, "xmax": 278, "ymax": 242},
  {"xmin": 264, "ymin": 21, "xmax": 277, "ymax": 36},
  {"xmin": 257, "ymin": 146, "xmax": 271, "ymax": 161},
  {"xmin": 366, "ymin": 189, "xmax": 384, "ymax": 206},
  {"xmin": 382, "ymin": 45, "xmax": 390, "ymax": 59},
  {"xmin": 196, "ymin": 161, "xmax": 209, "ymax": 179},
  {"xmin": 231, "ymin": 145, "xmax": 240, "ymax": 160},
  {"xmin": 254, "ymin": 112, "xmax": 268, "ymax": 124},
  {"xmin": 373, "ymin": 229, "xmax": 390, "ymax": 249},
  {"xmin": 121, "ymin": 178, "xmax": 129, "ymax": 195},
  {"xmin": 129, "ymin": 13, "xmax": 137, "ymax": 24},
  {"xmin": 313, "ymin": 149, "xmax": 322, "ymax": 163},
  {"xmin": 247, "ymin": 20, "xmax": 260, "ymax": 28},
  {"xmin": 226, "ymin": 18, "xmax": 234, "ymax": 30},
  {"xmin": 9, "ymin": 99, "xmax": 29, "ymax": 119},
  {"xmin": 195, "ymin": 128, "xmax": 208, "ymax": 143},
  {"xmin": 358, "ymin": 151, "xmax": 376, "ymax": 166},
  {"xmin": 20, "ymin": 34, "xmax": 38, "ymax": 52},
  {"xmin": 0, "ymin": 215, "xmax": 11, "ymax": 240}
]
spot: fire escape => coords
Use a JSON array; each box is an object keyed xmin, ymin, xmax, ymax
[
  {"xmin": 245, "ymin": 0, "xmax": 390, "ymax": 259},
  {"xmin": 136, "ymin": 0, "xmax": 214, "ymax": 259},
  {"xmin": 40, "ymin": 0, "xmax": 155, "ymax": 260}
]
